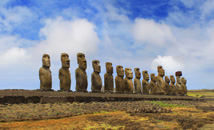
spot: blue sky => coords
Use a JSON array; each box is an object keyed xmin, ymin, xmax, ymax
[{"xmin": 0, "ymin": 0, "xmax": 214, "ymax": 91}]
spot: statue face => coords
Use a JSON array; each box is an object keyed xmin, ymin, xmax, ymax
[
  {"xmin": 92, "ymin": 60, "xmax": 101, "ymax": 73},
  {"xmin": 151, "ymin": 73, "xmax": 157, "ymax": 82},
  {"xmin": 158, "ymin": 66, "xmax": 165, "ymax": 77},
  {"xmin": 61, "ymin": 53, "xmax": 70, "ymax": 68},
  {"xmin": 125, "ymin": 68, "xmax": 133, "ymax": 79},
  {"xmin": 42, "ymin": 54, "xmax": 50, "ymax": 68},
  {"xmin": 134, "ymin": 68, "xmax": 141, "ymax": 79},
  {"xmin": 170, "ymin": 75, "xmax": 175, "ymax": 84},
  {"xmin": 106, "ymin": 62, "xmax": 113, "ymax": 74},
  {"xmin": 77, "ymin": 53, "xmax": 87, "ymax": 70},
  {"xmin": 165, "ymin": 76, "xmax": 170, "ymax": 83},
  {"xmin": 177, "ymin": 78, "xmax": 181, "ymax": 84},
  {"xmin": 181, "ymin": 77, "xmax": 186, "ymax": 84},
  {"xmin": 143, "ymin": 71, "xmax": 149, "ymax": 81},
  {"xmin": 116, "ymin": 65, "xmax": 124, "ymax": 77}
]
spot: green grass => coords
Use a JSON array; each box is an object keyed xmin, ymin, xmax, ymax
[{"xmin": 150, "ymin": 101, "xmax": 186, "ymax": 108}]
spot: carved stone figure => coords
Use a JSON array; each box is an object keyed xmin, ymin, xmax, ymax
[
  {"xmin": 157, "ymin": 66, "xmax": 165, "ymax": 94},
  {"xmin": 142, "ymin": 70, "xmax": 149, "ymax": 94},
  {"xmin": 39, "ymin": 54, "xmax": 52, "ymax": 91},
  {"xmin": 134, "ymin": 68, "xmax": 141, "ymax": 93},
  {"xmin": 150, "ymin": 73, "xmax": 157, "ymax": 94},
  {"xmin": 91, "ymin": 60, "xmax": 102, "ymax": 92},
  {"xmin": 170, "ymin": 75, "xmax": 176, "ymax": 95},
  {"xmin": 124, "ymin": 68, "xmax": 134, "ymax": 93},
  {"xmin": 175, "ymin": 71, "xmax": 182, "ymax": 95},
  {"xmin": 104, "ymin": 62, "xmax": 114, "ymax": 92},
  {"xmin": 163, "ymin": 76, "xmax": 171, "ymax": 95},
  {"xmin": 115, "ymin": 65, "xmax": 124, "ymax": 93},
  {"xmin": 181, "ymin": 77, "xmax": 187, "ymax": 96},
  {"xmin": 75, "ymin": 53, "xmax": 88, "ymax": 92},
  {"xmin": 59, "ymin": 53, "xmax": 71, "ymax": 91}
]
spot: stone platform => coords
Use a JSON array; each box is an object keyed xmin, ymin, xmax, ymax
[{"xmin": 0, "ymin": 89, "xmax": 211, "ymax": 104}]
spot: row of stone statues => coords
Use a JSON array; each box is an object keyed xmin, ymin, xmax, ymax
[{"xmin": 39, "ymin": 53, "xmax": 187, "ymax": 96}]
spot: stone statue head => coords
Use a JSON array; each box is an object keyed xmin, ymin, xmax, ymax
[
  {"xmin": 175, "ymin": 71, "xmax": 182, "ymax": 77},
  {"xmin": 77, "ymin": 53, "xmax": 87, "ymax": 70},
  {"xmin": 151, "ymin": 73, "xmax": 157, "ymax": 82},
  {"xmin": 170, "ymin": 75, "xmax": 175, "ymax": 84},
  {"xmin": 106, "ymin": 62, "xmax": 113, "ymax": 74},
  {"xmin": 42, "ymin": 54, "xmax": 50, "ymax": 68},
  {"xmin": 116, "ymin": 65, "xmax": 124, "ymax": 77},
  {"xmin": 134, "ymin": 68, "xmax": 141, "ymax": 79},
  {"xmin": 142, "ymin": 70, "xmax": 149, "ymax": 81},
  {"xmin": 165, "ymin": 76, "xmax": 170, "ymax": 83},
  {"xmin": 157, "ymin": 66, "xmax": 165, "ymax": 77},
  {"xmin": 92, "ymin": 60, "xmax": 101, "ymax": 73},
  {"xmin": 61, "ymin": 53, "xmax": 70, "ymax": 69},
  {"xmin": 125, "ymin": 68, "xmax": 133, "ymax": 79},
  {"xmin": 181, "ymin": 77, "xmax": 186, "ymax": 84}
]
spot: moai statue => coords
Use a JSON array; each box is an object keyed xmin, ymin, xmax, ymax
[
  {"xmin": 104, "ymin": 62, "xmax": 114, "ymax": 93},
  {"xmin": 170, "ymin": 75, "xmax": 176, "ymax": 95},
  {"xmin": 157, "ymin": 66, "xmax": 165, "ymax": 94},
  {"xmin": 39, "ymin": 54, "xmax": 52, "ymax": 91},
  {"xmin": 142, "ymin": 70, "xmax": 149, "ymax": 94},
  {"xmin": 163, "ymin": 76, "xmax": 171, "ymax": 95},
  {"xmin": 175, "ymin": 71, "xmax": 182, "ymax": 95},
  {"xmin": 124, "ymin": 68, "xmax": 134, "ymax": 93},
  {"xmin": 75, "ymin": 53, "xmax": 88, "ymax": 92},
  {"xmin": 91, "ymin": 60, "xmax": 102, "ymax": 92},
  {"xmin": 59, "ymin": 53, "xmax": 71, "ymax": 91},
  {"xmin": 115, "ymin": 65, "xmax": 124, "ymax": 93},
  {"xmin": 134, "ymin": 68, "xmax": 141, "ymax": 94},
  {"xmin": 181, "ymin": 77, "xmax": 187, "ymax": 96},
  {"xmin": 150, "ymin": 73, "xmax": 157, "ymax": 94}
]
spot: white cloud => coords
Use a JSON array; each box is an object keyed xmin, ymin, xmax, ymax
[{"xmin": 132, "ymin": 18, "xmax": 174, "ymax": 46}]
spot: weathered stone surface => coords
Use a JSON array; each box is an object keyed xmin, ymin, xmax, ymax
[
  {"xmin": 157, "ymin": 66, "xmax": 165, "ymax": 94},
  {"xmin": 26, "ymin": 96, "xmax": 41, "ymax": 103},
  {"xmin": 176, "ymin": 71, "xmax": 182, "ymax": 95},
  {"xmin": 163, "ymin": 76, "xmax": 171, "ymax": 95},
  {"xmin": 59, "ymin": 53, "xmax": 71, "ymax": 91},
  {"xmin": 115, "ymin": 65, "xmax": 124, "ymax": 92},
  {"xmin": 170, "ymin": 75, "xmax": 177, "ymax": 95},
  {"xmin": 40, "ymin": 97, "xmax": 67, "ymax": 104},
  {"xmin": 91, "ymin": 60, "xmax": 102, "ymax": 92},
  {"xmin": 3, "ymin": 96, "xmax": 26, "ymax": 104},
  {"xmin": 75, "ymin": 53, "xmax": 88, "ymax": 92},
  {"xmin": 142, "ymin": 70, "xmax": 149, "ymax": 94},
  {"xmin": 104, "ymin": 62, "xmax": 114, "ymax": 92},
  {"xmin": 181, "ymin": 77, "xmax": 187, "ymax": 96},
  {"xmin": 134, "ymin": 68, "xmax": 141, "ymax": 93},
  {"xmin": 39, "ymin": 54, "xmax": 52, "ymax": 91},
  {"xmin": 124, "ymin": 68, "xmax": 134, "ymax": 93},
  {"xmin": 150, "ymin": 73, "xmax": 158, "ymax": 94}
]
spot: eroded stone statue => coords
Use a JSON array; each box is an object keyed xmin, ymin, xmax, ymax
[
  {"xmin": 142, "ymin": 70, "xmax": 149, "ymax": 94},
  {"xmin": 91, "ymin": 60, "xmax": 102, "ymax": 92},
  {"xmin": 124, "ymin": 68, "xmax": 134, "ymax": 93},
  {"xmin": 104, "ymin": 62, "xmax": 114, "ymax": 92},
  {"xmin": 115, "ymin": 65, "xmax": 124, "ymax": 93},
  {"xmin": 157, "ymin": 66, "xmax": 165, "ymax": 94},
  {"xmin": 181, "ymin": 77, "xmax": 187, "ymax": 96},
  {"xmin": 150, "ymin": 73, "xmax": 157, "ymax": 94},
  {"xmin": 134, "ymin": 68, "xmax": 141, "ymax": 93},
  {"xmin": 39, "ymin": 54, "xmax": 52, "ymax": 91},
  {"xmin": 163, "ymin": 76, "xmax": 171, "ymax": 95},
  {"xmin": 175, "ymin": 71, "xmax": 182, "ymax": 95},
  {"xmin": 170, "ymin": 75, "xmax": 176, "ymax": 95},
  {"xmin": 59, "ymin": 53, "xmax": 71, "ymax": 91},
  {"xmin": 75, "ymin": 53, "xmax": 88, "ymax": 92}
]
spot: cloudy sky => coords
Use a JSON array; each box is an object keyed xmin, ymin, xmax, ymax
[{"xmin": 0, "ymin": 0, "xmax": 213, "ymax": 91}]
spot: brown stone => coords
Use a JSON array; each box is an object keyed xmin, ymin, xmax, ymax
[
  {"xmin": 142, "ymin": 70, "xmax": 149, "ymax": 94},
  {"xmin": 59, "ymin": 53, "xmax": 71, "ymax": 91},
  {"xmin": 124, "ymin": 68, "xmax": 134, "ymax": 93},
  {"xmin": 134, "ymin": 68, "xmax": 141, "ymax": 93},
  {"xmin": 175, "ymin": 71, "xmax": 182, "ymax": 76},
  {"xmin": 170, "ymin": 75, "xmax": 177, "ymax": 95},
  {"xmin": 150, "ymin": 73, "xmax": 158, "ymax": 94},
  {"xmin": 104, "ymin": 62, "xmax": 114, "ymax": 92},
  {"xmin": 39, "ymin": 54, "xmax": 52, "ymax": 91},
  {"xmin": 115, "ymin": 65, "xmax": 124, "ymax": 92},
  {"xmin": 157, "ymin": 66, "xmax": 165, "ymax": 94},
  {"xmin": 163, "ymin": 76, "xmax": 171, "ymax": 95},
  {"xmin": 75, "ymin": 53, "xmax": 88, "ymax": 92},
  {"xmin": 181, "ymin": 77, "xmax": 187, "ymax": 96},
  {"xmin": 175, "ymin": 71, "xmax": 182, "ymax": 95},
  {"xmin": 91, "ymin": 60, "xmax": 102, "ymax": 92}
]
